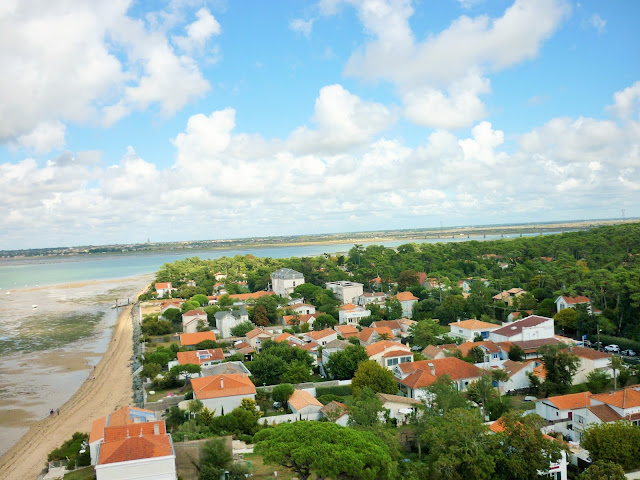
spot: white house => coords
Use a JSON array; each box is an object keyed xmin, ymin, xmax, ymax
[
  {"xmin": 489, "ymin": 315, "xmax": 555, "ymax": 343},
  {"xmin": 175, "ymin": 349, "xmax": 224, "ymax": 367},
  {"xmin": 214, "ymin": 306, "xmax": 249, "ymax": 338},
  {"xmin": 555, "ymin": 295, "xmax": 601, "ymax": 315},
  {"xmin": 338, "ymin": 304, "xmax": 371, "ymax": 326},
  {"xmin": 568, "ymin": 346, "xmax": 613, "ymax": 384},
  {"xmin": 377, "ymin": 393, "xmax": 420, "ymax": 425},
  {"xmin": 442, "ymin": 340, "xmax": 503, "ymax": 366},
  {"xmin": 271, "ymin": 268, "xmax": 305, "ymax": 297},
  {"xmin": 448, "ymin": 319, "xmax": 501, "ymax": 341},
  {"xmin": 366, "ymin": 340, "xmax": 413, "ymax": 369},
  {"xmin": 589, "ymin": 386, "xmax": 640, "ymax": 424},
  {"xmin": 182, "ymin": 309, "xmax": 208, "ymax": 334},
  {"xmin": 571, "ymin": 404, "xmax": 624, "ymax": 443},
  {"xmin": 246, "ymin": 328, "xmax": 274, "ymax": 353},
  {"xmin": 320, "ymin": 400, "xmax": 349, "ymax": 426},
  {"xmin": 282, "ymin": 313, "xmax": 319, "ymax": 329},
  {"xmin": 95, "ymin": 421, "xmax": 177, "ymax": 480},
  {"xmin": 160, "ymin": 301, "xmax": 182, "ymax": 316},
  {"xmin": 288, "ymin": 303, "xmax": 316, "ymax": 315},
  {"xmin": 304, "ymin": 328, "xmax": 337, "ymax": 346},
  {"xmin": 155, "ymin": 282, "xmax": 173, "ymax": 298},
  {"xmin": 357, "ymin": 327, "xmax": 395, "ymax": 345},
  {"xmin": 325, "ymin": 281, "xmax": 364, "ymax": 305},
  {"xmin": 370, "ymin": 320, "xmax": 402, "ymax": 338},
  {"xmin": 356, "ymin": 292, "xmax": 386, "ymax": 306},
  {"xmin": 191, "ymin": 374, "xmax": 256, "ymax": 416},
  {"xmin": 321, "ymin": 339, "xmax": 353, "ymax": 365},
  {"xmin": 500, "ymin": 359, "xmax": 535, "ymax": 393},
  {"xmin": 535, "ymin": 392, "xmax": 593, "ymax": 424},
  {"xmin": 394, "ymin": 292, "xmax": 418, "ymax": 319},
  {"xmin": 394, "ymin": 358, "xmax": 483, "ymax": 400},
  {"xmin": 288, "ymin": 389, "xmax": 323, "ymax": 418}
]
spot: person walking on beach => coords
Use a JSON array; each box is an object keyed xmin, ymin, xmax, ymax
[
  {"xmin": 56, "ymin": 409, "xmax": 59, "ymax": 415},
  {"xmin": 49, "ymin": 409, "xmax": 54, "ymax": 416}
]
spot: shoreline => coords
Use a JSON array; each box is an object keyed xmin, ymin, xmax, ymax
[{"xmin": 0, "ymin": 284, "xmax": 148, "ymax": 480}]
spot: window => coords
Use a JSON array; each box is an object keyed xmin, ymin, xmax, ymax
[
  {"xmin": 401, "ymin": 356, "xmax": 411, "ymax": 363},
  {"xmin": 388, "ymin": 358, "xmax": 399, "ymax": 366},
  {"xmin": 492, "ymin": 353, "xmax": 499, "ymax": 359}
]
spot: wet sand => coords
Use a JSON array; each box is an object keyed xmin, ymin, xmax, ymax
[{"xmin": 0, "ymin": 285, "xmax": 147, "ymax": 480}]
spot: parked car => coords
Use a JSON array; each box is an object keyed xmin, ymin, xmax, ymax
[
  {"xmin": 592, "ymin": 341, "xmax": 603, "ymax": 349},
  {"xmin": 621, "ymin": 349, "xmax": 637, "ymax": 356},
  {"xmin": 604, "ymin": 344, "xmax": 620, "ymax": 353}
]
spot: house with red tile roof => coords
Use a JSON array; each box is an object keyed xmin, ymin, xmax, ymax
[
  {"xmin": 356, "ymin": 327, "xmax": 394, "ymax": 345},
  {"xmin": 334, "ymin": 324, "xmax": 359, "ymax": 338},
  {"xmin": 287, "ymin": 389, "xmax": 323, "ymax": 418},
  {"xmin": 192, "ymin": 374, "xmax": 256, "ymax": 416},
  {"xmin": 448, "ymin": 319, "xmax": 501, "ymax": 341},
  {"xmin": 303, "ymin": 328, "xmax": 338, "ymax": 346},
  {"xmin": 394, "ymin": 291, "xmax": 418, "ymax": 318},
  {"xmin": 181, "ymin": 309, "xmax": 208, "ymax": 334},
  {"xmin": 338, "ymin": 303, "xmax": 371, "ymax": 326},
  {"xmin": 176, "ymin": 348, "xmax": 224, "ymax": 367},
  {"xmin": 282, "ymin": 312, "xmax": 322, "ymax": 328},
  {"xmin": 366, "ymin": 340, "xmax": 413, "ymax": 369},
  {"xmin": 564, "ymin": 346, "xmax": 613, "ymax": 384},
  {"xmin": 356, "ymin": 291, "xmax": 387, "ymax": 307},
  {"xmin": 535, "ymin": 391, "xmax": 593, "ymax": 423},
  {"xmin": 179, "ymin": 331, "xmax": 216, "ymax": 347},
  {"xmin": 288, "ymin": 303, "xmax": 316, "ymax": 315},
  {"xmin": 246, "ymin": 328, "xmax": 274, "ymax": 352},
  {"xmin": 492, "ymin": 288, "xmax": 526, "ymax": 306},
  {"xmin": 441, "ymin": 340, "xmax": 503, "ymax": 366},
  {"xmin": 160, "ymin": 301, "xmax": 183, "ymax": 315},
  {"xmin": 155, "ymin": 282, "xmax": 173, "ymax": 298},
  {"xmin": 370, "ymin": 320, "xmax": 402, "ymax": 338},
  {"xmin": 321, "ymin": 400, "xmax": 349, "ymax": 426},
  {"xmin": 94, "ymin": 419, "xmax": 176, "ymax": 480},
  {"xmin": 89, "ymin": 406, "xmax": 158, "ymax": 466},
  {"xmin": 394, "ymin": 358, "xmax": 483, "ymax": 400},
  {"xmin": 555, "ymin": 295, "xmax": 601, "ymax": 315},
  {"xmin": 320, "ymin": 339, "xmax": 353, "ymax": 365}
]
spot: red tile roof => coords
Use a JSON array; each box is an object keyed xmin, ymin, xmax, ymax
[
  {"xmin": 288, "ymin": 389, "xmax": 323, "ymax": 411},
  {"xmin": 180, "ymin": 331, "xmax": 216, "ymax": 346},
  {"xmin": 449, "ymin": 319, "xmax": 499, "ymax": 330},
  {"xmin": 365, "ymin": 340, "xmax": 408, "ymax": 357},
  {"xmin": 370, "ymin": 320, "xmax": 401, "ymax": 330},
  {"xmin": 155, "ymin": 282, "xmax": 171, "ymax": 290},
  {"xmin": 283, "ymin": 313, "xmax": 321, "ymax": 325},
  {"xmin": 566, "ymin": 346, "xmax": 611, "ymax": 360},
  {"xmin": 89, "ymin": 406, "xmax": 156, "ymax": 444},
  {"xmin": 395, "ymin": 291, "xmax": 418, "ymax": 301},
  {"xmin": 183, "ymin": 309, "xmax": 206, "ymax": 317},
  {"xmin": 246, "ymin": 328, "xmax": 272, "ymax": 339},
  {"xmin": 590, "ymin": 386, "xmax": 640, "ymax": 410},
  {"xmin": 177, "ymin": 349, "xmax": 224, "ymax": 366},
  {"xmin": 587, "ymin": 404, "xmax": 623, "ymax": 422},
  {"xmin": 398, "ymin": 358, "xmax": 483, "ymax": 389},
  {"xmin": 561, "ymin": 295, "xmax": 592, "ymax": 305},
  {"xmin": 305, "ymin": 329, "xmax": 336, "ymax": 341},
  {"xmin": 192, "ymin": 374, "xmax": 256, "ymax": 400},
  {"xmin": 99, "ymin": 422, "xmax": 172, "ymax": 465},
  {"xmin": 544, "ymin": 391, "xmax": 592, "ymax": 410}
]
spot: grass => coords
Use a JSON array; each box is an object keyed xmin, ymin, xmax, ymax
[
  {"xmin": 242, "ymin": 453, "xmax": 297, "ymax": 479},
  {"xmin": 63, "ymin": 467, "xmax": 95, "ymax": 480},
  {"xmin": 146, "ymin": 387, "xmax": 184, "ymax": 403}
]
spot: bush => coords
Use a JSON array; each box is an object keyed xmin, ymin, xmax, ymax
[
  {"xmin": 587, "ymin": 334, "xmax": 640, "ymax": 353},
  {"xmin": 317, "ymin": 394, "xmax": 345, "ymax": 405},
  {"xmin": 272, "ymin": 384, "xmax": 295, "ymax": 404},
  {"xmin": 48, "ymin": 432, "xmax": 89, "ymax": 466},
  {"xmin": 184, "ymin": 391, "xmax": 194, "ymax": 400},
  {"xmin": 316, "ymin": 385, "xmax": 352, "ymax": 397}
]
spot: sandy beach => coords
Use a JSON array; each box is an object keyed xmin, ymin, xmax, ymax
[{"xmin": 0, "ymin": 288, "xmax": 144, "ymax": 480}]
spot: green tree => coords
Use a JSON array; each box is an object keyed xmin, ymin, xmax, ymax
[
  {"xmin": 271, "ymin": 384, "xmax": 295, "ymax": 404},
  {"xmin": 191, "ymin": 294, "xmax": 209, "ymax": 306},
  {"xmin": 397, "ymin": 270, "xmax": 419, "ymax": 291},
  {"xmin": 198, "ymin": 438, "xmax": 233, "ymax": 480},
  {"xmin": 492, "ymin": 369, "xmax": 509, "ymax": 403},
  {"xmin": 410, "ymin": 320, "xmax": 438, "ymax": 347},
  {"xmin": 181, "ymin": 300, "xmax": 201, "ymax": 313},
  {"xmin": 230, "ymin": 321, "xmax": 255, "ymax": 337},
  {"xmin": 347, "ymin": 387, "xmax": 384, "ymax": 427},
  {"xmin": 140, "ymin": 362, "xmax": 161, "ymax": 379},
  {"xmin": 162, "ymin": 308, "xmax": 182, "ymax": 324},
  {"xmin": 314, "ymin": 314, "xmax": 338, "ymax": 330},
  {"xmin": 170, "ymin": 363, "xmax": 202, "ymax": 386},
  {"xmin": 539, "ymin": 344, "xmax": 579, "ymax": 395},
  {"xmin": 586, "ymin": 369, "xmax": 610, "ymax": 394},
  {"xmin": 351, "ymin": 360, "xmax": 397, "ymax": 395},
  {"xmin": 254, "ymin": 422, "xmax": 395, "ymax": 480},
  {"xmin": 253, "ymin": 304, "xmax": 270, "ymax": 326},
  {"xmin": 610, "ymin": 355, "xmax": 624, "ymax": 390},
  {"xmin": 384, "ymin": 299, "xmax": 403, "ymax": 320},
  {"xmin": 145, "ymin": 351, "xmax": 172, "ymax": 368},
  {"xmin": 467, "ymin": 374, "xmax": 496, "ymax": 419},
  {"xmin": 581, "ymin": 422, "xmax": 640, "ymax": 471},
  {"xmin": 579, "ymin": 461, "xmax": 626, "ymax": 480},
  {"xmin": 554, "ymin": 308, "xmax": 579, "ymax": 334},
  {"xmin": 326, "ymin": 344, "xmax": 369, "ymax": 380},
  {"xmin": 425, "ymin": 375, "xmax": 470, "ymax": 413},
  {"xmin": 508, "ymin": 344, "xmax": 525, "ymax": 362},
  {"xmin": 282, "ymin": 360, "xmax": 312, "ymax": 384}
]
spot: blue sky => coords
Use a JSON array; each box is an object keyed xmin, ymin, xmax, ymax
[{"xmin": 1, "ymin": 0, "xmax": 639, "ymax": 249}]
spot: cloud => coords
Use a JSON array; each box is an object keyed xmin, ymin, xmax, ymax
[
  {"xmin": 608, "ymin": 81, "xmax": 640, "ymax": 120},
  {"xmin": 0, "ymin": 2, "xmax": 213, "ymax": 151},
  {"xmin": 174, "ymin": 8, "xmax": 221, "ymax": 52},
  {"xmin": 290, "ymin": 18, "xmax": 315, "ymax": 37},
  {"xmin": 588, "ymin": 13, "xmax": 606, "ymax": 34}
]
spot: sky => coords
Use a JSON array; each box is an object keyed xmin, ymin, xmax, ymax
[{"xmin": 1, "ymin": 0, "xmax": 639, "ymax": 250}]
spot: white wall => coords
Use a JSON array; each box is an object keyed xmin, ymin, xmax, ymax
[
  {"xmin": 198, "ymin": 394, "xmax": 255, "ymax": 417},
  {"xmin": 96, "ymin": 455, "xmax": 177, "ymax": 480},
  {"xmin": 259, "ymin": 411, "xmax": 322, "ymax": 425}
]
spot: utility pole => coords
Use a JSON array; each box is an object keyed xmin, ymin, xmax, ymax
[
  {"xmin": 597, "ymin": 324, "xmax": 601, "ymax": 351},
  {"xmin": 622, "ymin": 209, "xmax": 626, "ymax": 221}
]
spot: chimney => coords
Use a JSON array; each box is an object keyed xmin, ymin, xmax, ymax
[
  {"xmin": 154, "ymin": 423, "xmax": 160, "ymax": 435},
  {"xmin": 220, "ymin": 377, "xmax": 224, "ymax": 389},
  {"xmin": 427, "ymin": 363, "xmax": 436, "ymax": 376},
  {"xmin": 139, "ymin": 428, "xmax": 143, "ymax": 437},
  {"xmin": 126, "ymin": 429, "xmax": 130, "ymax": 439}
]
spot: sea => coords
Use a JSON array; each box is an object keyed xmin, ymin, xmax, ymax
[{"xmin": 0, "ymin": 232, "xmax": 554, "ymax": 455}]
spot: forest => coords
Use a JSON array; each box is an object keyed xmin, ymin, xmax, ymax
[{"xmin": 146, "ymin": 223, "xmax": 640, "ymax": 342}]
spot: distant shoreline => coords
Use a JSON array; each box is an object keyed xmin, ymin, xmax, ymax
[{"xmin": 3, "ymin": 218, "xmax": 636, "ymax": 260}]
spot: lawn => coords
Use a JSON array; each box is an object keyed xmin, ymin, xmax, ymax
[
  {"xmin": 63, "ymin": 467, "xmax": 95, "ymax": 480},
  {"xmin": 146, "ymin": 387, "xmax": 185, "ymax": 403},
  {"xmin": 242, "ymin": 453, "xmax": 297, "ymax": 479}
]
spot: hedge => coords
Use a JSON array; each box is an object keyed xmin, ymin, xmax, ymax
[
  {"xmin": 586, "ymin": 334, "xmax": 640, "ymax": 353},
  {"xmin": 316, "ymin": 385, "xmax": 352, "ymax": 397}
]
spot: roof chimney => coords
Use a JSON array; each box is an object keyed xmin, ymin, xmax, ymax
[
  {"xmin": 126, "ymin": 429, "xmax": 130, "ymax": 439},
  {"xmin": 427, "ymin": 363, "xmax": 436, "ymax": 376},
  {"xmin": 220, "ymin": 377, "xmax": 224, "ymax": 389},
  {"xmin": 139, "ymin": 428, "xmax": 143, "ymax": 437},
  {"xmin": 154, "ymin": 423, "xmax": 159, "ymax": 435}
]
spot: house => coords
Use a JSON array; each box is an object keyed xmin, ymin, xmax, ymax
[
  {"xmin": 366, "ymin": 340, "xmax": 413, "ymax": 369},
  {"xmin": 589, "ymin": 385, "xmax": 640, "ymax": 425},
  {"xmin": 489, "ymin": 315, "xmax": 555, "ymax": 343},
  {"xmin": 422, "ymin": 345, "xmax": 447, "ymax": 360},
  {"xmin": 377, "ymin": 393, "xmax": 420, "ymax": 425},
  {"xmin": 191, "ymin": 374, "xmax": 256, "ymax": 416},
  {"xmin": 179, "ymin": 331, "xmax": 216, "ymax": 348},
  {"xmin": 394, "ymin": 358, "xmax": 483, "ymax": 400},
  {"xmin": 201, "ymin": 361, "xmax": 251, "ymax": 378},
  {"xmin": 370, "ymin": 320, "xmax": 402, "ymax": 338},
  {"xmin": 246, "ymin": 328, "xmax": 274, "ymax": 353},
  {"xmin": 214, "ymin": 272, "xmax": 227, "ymax": 281},
  {"xmin": 231, "ymin": 341, "xmax": 255, "ymax": 361},
  {"xmin": 321, "ymin": 339, "xmax": 353, "ymax": 365},
  {"xmin": 155, "ymin": 282, "xmax": 172, "ymax": 298},
  {"xmin": 442, "ymin": 340, "xmax": 503, "ymax": 366},
  {"xmin": 182, "ymin": 309, "xmax": 208, "ymax": 334},
  {"xmin": 304, "ymin": 329, "xmax": 338, "ymax": 346},
  {"xmin": 448, "ymin": 319, "xmax": 501, "ymax": 341},
  {"xmin": 499, "ymin": 337, "xmax": 562, "ymax": 360},
  {"xmin": 506, "ymin": 311, "xmax": 532, "ymax": 322},
  {"xmin": 274, "ymin": 332, "xmax": 306, "ymax": 347},
  {"xmin": 397, "ymin": 318, "xmax": 417, "ymax": 336},
  {"xmin": 394, "ymin": 292, "xmax": 418, "ymax": 319},
  {"xmin": 555, "ymin": 295, "xmax": 601, "ymax": 315},
  {"xmin": 160, "ymin": 301, "xmax": 182, "ymax": 315},
  {"xmin": 320, "ymin": 400, "xmax": 349, "ymax": 426},
  {"xmin": 566, "ymin": 346, "xmax": 613, "ymax": 384},
  {"xmin": 175, "ymin": 349, "xmax": 224, "ymax": 367},
  {"xmin": 356, "ymin": 292, "xmax": 386, "ymax": 306},
  {"xmin": 535, "ymin": 392, "xmax": 593, "ymax": 424},
  {"xmin": 95, "ymin": 420, "xmax": 177, "ymax": 480},
  {"xmin": 334, "ymin": 325, "xmax": 359, "ymax": 339},
  {"xmin": 458, "ymin": 280, "xmax": 471, "ymax": 293},
  {"xmin": 271, "ymin": 268, "xmax": 305, "ymax": 297},
  {"xmin": 282, "ymin": 313, "xmax": 320, "ymax": 329},
  {"xmin": 338, "ymin": 304, "xmax": 371, "ymax": 326},
  {"xmin": 424, "ymin": 277, "xmax": 448, "ymax": 290},
  {"xmin": 214, "ymin": 306, "xmax": 249, "ymax": 338},
  {"xmin": 288, "ymin": 303, "xmax": 316, "ymax": 315},
  {"xmin": 357, "ymin": 327, "xmax": 394, "ymax": 345},
  {"xmin": 89, "ymin": 406, "xmax": 158, "ymax": 466},
  {"xmin": 500, "ymin": 360, "xmax": 535, "ymax": 393},
  {"xmin": 325, "ymin": 281, "xmax": 364, "ymax": 305},
  {"xmin": 492, "ymin": 288, "xmax": 526, "ymax": 306},
  {"xmin": 288, "ymin": 389, "xmax": 323, "ymax": 418}
]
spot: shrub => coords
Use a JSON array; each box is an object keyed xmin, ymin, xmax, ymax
[
  {"xmin": 316, "ymin": 385, "xmax": 352, "ymax": 397},
  {"xmin": 272, "ymin": 384, "xmax": 295, "ymax": 404},
  {"xmin": 317, "ymin": 394, "xmax": 345, "ymax": 405},
  {"xmin": 587, "ymin": 334, "xmax": 640, "ymax": 353},
  {"xmin": 48, "ymin": 432, "xmax": 89, "ymax": 466}
]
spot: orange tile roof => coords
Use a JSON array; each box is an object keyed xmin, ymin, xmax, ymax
[
  {"xmin": 358, "ymin": 327, "xmax": 394, "ymax": 342},
  {"xmin": 489, "ymin": 417, "xmax": 507, "ymax": 433},
  {"xmin": 422, "ymin": 345, "xmax": 444, "ymax": 358},
  {"xmin": 99, "ymin": 422, "xmax": 172, "ymax": 465},
  {"xmin": 283, "ymin": 313, "xmax": 322, "ymax": 325},
  {"xmin": 566, "ymin": 346, "xmax": 611, "ymax": 360},
  {"xmin": 370, "ymin": 320, "xmax": 401, "ymax": 330},
  {"xmin": 561, "ymin": 295, "xmax": 591, "ymax": 305},
  {"xmin": 306, "ymin": 329, "xmax": 336, "ymax": 340},
  {"xmin": 339, "ymin": 303, "xmax": 358, "ymax": 311},
  {"xmin": 590, "ymin": 387, "xmax": 640, "ymax": 409},
  {"xmin": 234, "ymin": 341, "xmax": 251, "ymax": 349},
  {"xmin": 89, "ymin": 406, "xmax": 156, "ymax": 444},
  {"xmin": 183, "ymin": 309, "xmax": 206, "ymax": 316},
  {"xmin": 321, "ymin": 400, "xmax": 348, "ymax": 419},
  {"xmin": 180, "ymin": 331, "xmax": 216, "ymax": 346},
  {"xmin": 289, "ymin": 303, "xmax": 315, "ymax": 309},
  {"xmin": 288, "ymin": 389, "xmax": 322, "ymax": 411},
  {"xmin": 382, "ymin": 349, "xmax": 413, "ymax": 358},
  {"xmin": 399, "ymin": 358, "xmax": 483, "ymax": 389},
  {"xmin": 275, "ymin": 332, "xmax": 294, "ymax": 343},
  {"xmin": 502, "ymin": 360, "xmax": 530, "ymax": 378},
  {"xmin": 177, "ymin": 349, "xmax": 224, "ymax": 366},
  {"xmin": 448, "ymin": 319, "xmax": 499, "ymax": 330},
  {"xmin": 103, "ymin": 421, "xmax": 166, "ymax": 442},
  {"xmin": 155, "ymin": 282, "xmax": 171, "ymax": 290},
  {"xmin": 395, "ymin": 291, "xmax": 418, "ymax": 301},
  {"xmin": 445, "ymin": 341, "xmax": 500, "ymax": 357},
  {"xmin": 192, "ymin": 374, "xmax": 256, "ymax": 400},
  {"xmin": 532, "ymin": 364, "xmax": 547, "ymax": 379},
  {"xmin": 89, "ymin": 415, "xmax": 107, "ymax": 444},
  {"xmin": 544, "ymin": 391, "xmax": 593, "ymax": 410},
  {"xmin": 335, "ymin": 325, "xmax": 358, "ymax": 336},
  {"xmin": 366, "ymin": 340, "xmax": 409, "ymax": 357},
  {"xmin": 246, "ymin": 328, "xmax": 272, "ymax": 339}
]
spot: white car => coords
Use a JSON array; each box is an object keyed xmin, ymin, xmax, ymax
[{"xmin": 604, "ymin": 344, "xmax": 620, "ymax": 353}]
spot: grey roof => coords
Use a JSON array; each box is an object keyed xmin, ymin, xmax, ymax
[
  {"xmin": 214, "ymin": 311, "xmax": 233, "ymax": 320},
  {"xmin": 201, "ymin": 361, "xmax": 251, "ymax": 376},
  {"xmin": 271, "ymin": 268, "xmax": 304, "ymax": 280},
  {"xmin": 232, "ymin": 305, "xmax": 248, "ymax": 318},
  {"xmin": 491, "ymin": 315, "xmax": 552, "ymax": 337},
  {"xmin": 323, "ymin": 339, "xmax": 352, "ymax": 350}
]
